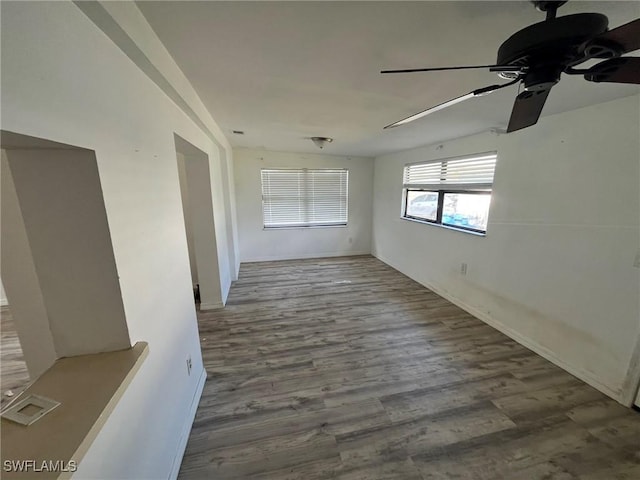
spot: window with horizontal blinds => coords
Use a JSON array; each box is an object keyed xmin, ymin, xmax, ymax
[
  {"xmin": 402, "ymin": 152, "xmax": 497, "ymax": 234},
  {"xmin": 261, "ymin": 169, "xmax": 348, "ymax": 228},
  {"xmin": 403, "ymin": 152, "xmax": 497, "ymax": 191}
]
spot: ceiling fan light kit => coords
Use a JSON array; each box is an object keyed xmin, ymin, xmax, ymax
[
  {"xmin": 310, "ymin": 137, "xmax": 333, "ymax": 149},
  {"xmin": 382, "ymin": 0, "xmax": 640, "ymax": 133}
]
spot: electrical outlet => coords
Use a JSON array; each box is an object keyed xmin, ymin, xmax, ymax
[
  {"xmin": 186, "ymin": 355, "xmax": 192, "ymax": 376},
  {"xmin": 460, "ymin": 263, "xmax": 468, "ymax": 275}
]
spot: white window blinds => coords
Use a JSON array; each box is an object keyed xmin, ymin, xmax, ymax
[
  {"xmin": 261, "ymin": 169, "xmax": 348, "ymax": 228},
  {"xmin": 403, "ymin": 152, "xmax": 497, "ymax": 191}
]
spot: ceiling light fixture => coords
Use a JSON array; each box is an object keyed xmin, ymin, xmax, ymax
[{"xmin": 311, "ymin": 137, "xmax": 333, "ymax": 149}]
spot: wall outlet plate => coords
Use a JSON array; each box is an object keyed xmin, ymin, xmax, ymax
[{"xmin": 1, "ymin": 394, "xmax": 60, "ymax": 426}]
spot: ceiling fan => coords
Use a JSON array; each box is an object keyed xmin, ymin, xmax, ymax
[{"xmin": 382, "ymin": 0, "xmax": 640, "ymax": 132}]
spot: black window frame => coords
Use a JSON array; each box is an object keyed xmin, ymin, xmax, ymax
[
  {"xmin": 401, "ymin": 152, "xmax": 497, "ymax": 235},
  {"xmin": 403, "ymin": 188, "xmax": 492, "ymax": 234}
]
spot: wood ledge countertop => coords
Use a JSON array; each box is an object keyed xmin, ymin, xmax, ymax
[{"xmin": 1, "ymin": 342, "xmax": 148, "ymax": 479}]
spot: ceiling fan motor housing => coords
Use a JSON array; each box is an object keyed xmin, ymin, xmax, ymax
[
  {"xmin": 497, "ymin": 13, "xmax": 610, "ymax": 75},
  {"xmin": 522, "ymin": 67, "xmax": 562, "ymax": 91}
]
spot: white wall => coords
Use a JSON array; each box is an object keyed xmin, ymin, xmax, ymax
[
  {"xmin": 4, "ymin": 148, "xmax": 132, "ymax": 358},
  {"xmin": 219, "ymin": 147, "xmax": 241, "ymax": 281},
  {"xmin": 1, "ymin": 150, "xmax": 57, "ymax": 378},
  {"xmin": 1, "ymin": 2, "xmax": 237, "ymax": 478},
  {"xmin": 234, "ymin": 148, "xmax": 374, "ymax": 262},
  {"xmin": 372, "ymin": 95, "xmax": 640, "ymax": 404},
  {"xmin": 176, "ymin": 152, "xmax": 200, "ymax": 286}
]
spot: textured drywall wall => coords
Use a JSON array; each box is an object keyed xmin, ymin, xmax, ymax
[
  {"xmin": 372, "ymin": 95, "xmax": 640, "ymax": 403},
  {"xmin": 1, "ymin": 2, "xmax": 236, "ymax": 477},
  {"xmin": 234, "ymin": 148, "xmax": 374, "ymax": 262}
]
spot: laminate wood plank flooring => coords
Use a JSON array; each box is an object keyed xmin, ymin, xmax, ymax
[
  {"xmin": 0, "ymin": 306, "xmax": 30, "ymax": 407},
  {"xmin": 177, "ymin": 255, "xmax": 639, "ymax": 479}
]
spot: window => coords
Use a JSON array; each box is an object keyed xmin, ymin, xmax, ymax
[
  {"xmin": 402, "ymin": 152, "xmax": 497, "ymax": 234},
  {"xmin": 261, "ymin": 168, "xmax": 348, "ymax": 228}
]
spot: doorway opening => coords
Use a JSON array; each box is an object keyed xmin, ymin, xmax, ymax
[{"xmin": 174, "ymin": 134, "xmax": 223, "ymax": 310}]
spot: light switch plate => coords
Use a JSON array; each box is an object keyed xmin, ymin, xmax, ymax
[{"xmin": 1, "ymin": 394, "xmax": 60, "ymax": 426}]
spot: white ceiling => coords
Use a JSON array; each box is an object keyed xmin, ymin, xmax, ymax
[{"xmin": 137, "ymin": 1, "xmax": 639, "ymax": 157}]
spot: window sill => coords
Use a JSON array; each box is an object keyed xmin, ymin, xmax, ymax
[
  {"xmin": 1, "ymin": 342, "xmax": 148, "ymax": 479},
  {"xmin": 401, "ymin": 216, "xmax": 486, "ymax": 237}
]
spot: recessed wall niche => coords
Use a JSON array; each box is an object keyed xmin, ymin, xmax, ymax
[{"xmin": 1, "ymin": 131, "xmax": 131, "ymax": 380}]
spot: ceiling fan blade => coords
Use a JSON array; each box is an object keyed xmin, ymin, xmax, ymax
[
  {"xmin": 384, "ymin": 79, "xmax": 520, "ymax": 129},
  {"xmin": 384, "ymin": 92, "xmax": 475, "ymax": 128},
  {"xmin": 507, "ymin": 88, "xmax": 551, "ymax": 133},
  {"xmin": 584, "ymin": 57, "xmax": 640, "ymax": 84},
  {"xmin": 590, "ymin": 18, "xmax": 640, "ymax": 54},
  {"xmin": 381, "ymin": 64, "xmax": 523, "ymax": 74}
]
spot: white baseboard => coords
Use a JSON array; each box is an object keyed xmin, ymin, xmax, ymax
[
  {"xmin": 440, "ymin": 287, "xmax": 620, "ymax": 401},
  {"xmin": 200, "ymin": 301, "xmax": 224, "ymax": 311},
  {"xmin": 374, "ymin": 253, "xmax": 622, "ymax": 404},
  {"xmin": 168, "ymin": 367, "xmax": 206, "ymax": 480},
  {"xmin": 241, "ymin": 250, "xmax": 371, "ymax": 263},
  {"xmin": 0, "ymin": 299, "xmax": 8, "ymax": 307}
]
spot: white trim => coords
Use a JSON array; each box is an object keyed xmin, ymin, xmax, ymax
[
  {"xmin": 240, "ymin": 251, "xmax": 371, "ymax": 263},
  {"xmin": 168, "ymin": 367, "xmax": 206, "ymax": 480},
  {"xmin": 199, "ymin": 301, "xmax": 224, "ymax": 311},
  {"xmin": 0, "ymin": 299, "xmax": 8, "ymax": 307},
  {"xmin": 374, "ymin": 253, "xmax": 623, "ymax": 404}
]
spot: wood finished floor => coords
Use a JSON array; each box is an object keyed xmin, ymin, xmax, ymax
[
  {"xmin": 0, "ymin": 306, "xmax": 30, "ymax": 407},
  {"xmin": 179, "ymin": 255, "xmax": 640, "ymax": 480}
]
